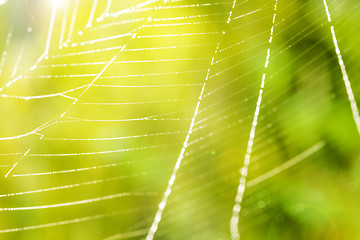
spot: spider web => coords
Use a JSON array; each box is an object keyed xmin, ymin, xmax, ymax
[{"xmin": 0, "ymin": 0, "xmax": 360, "ymax": 239}]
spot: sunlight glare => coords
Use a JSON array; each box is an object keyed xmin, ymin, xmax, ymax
[{"xmin": 52, "ymin": 0, "xmax": 63, "ymax": 7}]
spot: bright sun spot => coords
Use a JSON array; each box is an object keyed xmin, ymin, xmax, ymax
[{"xmin": 52, "ymin": 0, "xmax": 63, "ymax": 7}]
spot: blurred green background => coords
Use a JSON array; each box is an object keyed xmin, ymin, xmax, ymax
[{"xmin": 0, "ymin": 0, "xmax": 360, "ymax": 239}]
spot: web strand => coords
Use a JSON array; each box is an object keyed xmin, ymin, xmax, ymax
[
  {"xmin": 322, "ymin": 0, "xmax": 360, "ymax": 135},
  {"xmin": 145, "ymin": 1, "xmax": 238, "ymax": 239},
  {"xmin": 230, "ymin": 1, "xmax": 278, "ymax": 239},
  {"xmin": 2, "ymin": 14, "xmax": 152, "ymax": 176}
]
